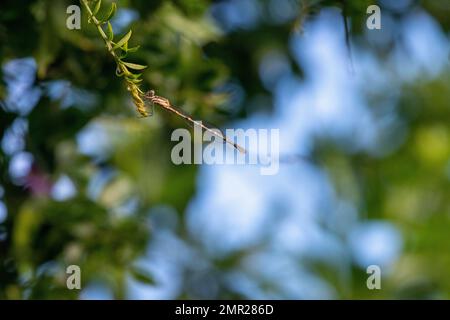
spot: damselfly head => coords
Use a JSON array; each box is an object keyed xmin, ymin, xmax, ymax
[{"xmin": 145, "ymin": 90, "xmax": 155, "ymax": 99}]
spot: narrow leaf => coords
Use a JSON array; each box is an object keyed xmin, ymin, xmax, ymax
[
  {"xmin": 122, "ymin": 61, "xmax": 147, "ymax": 70},
  {"xmin": 128, "ymin": 73, "xmax": 142, "ymax": 79},
  {"xmin": 104, "ymin": 2, "xmax": 117, "ymax": 21},
  {"xmin": 113, "ymin": 30, "xmax": 132, "ymax": 50},
  {"xmin": 119, "ymin": 42, "xmax": 128, "ymax": 58},
  {"xmin": 129, "ymin": 78, "xmax": 143, "ymax": 84},
  {"xmin": 127, "ymin": 45, "xmax": 140, "ymax": 53},
  {"xmin": 115, "ymin": 65, "xmax": 124, "ymax": 77},
  {"xmin": 93, "ymin": 0, "xmax": 102, "ymax": 16},
  {"xmin": 107, "ymin": 21, "xmax": 113, "ymax": 41}
]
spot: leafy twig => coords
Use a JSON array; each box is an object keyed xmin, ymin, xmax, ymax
[
  {"xmin": 81, "ymin": 0, "xmax": 245, "ymax": 153},
  {"xmin": 80, "ymin": 0, "xmax": 149, "ymax": 116}
]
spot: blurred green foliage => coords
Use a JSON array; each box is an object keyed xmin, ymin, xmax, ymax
[{"xmin": 0, "ymin": 0, "xmax": 449, "ymax": 299}]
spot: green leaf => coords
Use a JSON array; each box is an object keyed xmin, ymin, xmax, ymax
[
  {"xmin": 130, "ymin": 266, "xmax": 155, "ymax": 285},
  {"xmin": 113, "ymin": 30, "xmax": 132, "ymax": 50},
  {"xmin": 104, "ymin": 2, "xmax": 117, "ymax": 21},
  {"xmin": 93, "ymin": 0, "xmax": 102, "ymax": 16},
  {"xmin": 119, "ymin": 42, "xmax": 129, "ymax": 58},
  {"xmin": 127, "ymin": 45, "xmax": 140, "ymax": 53},
  {"xmin": 128, "ymin": 77, "xmax": 143, "ymax": 84},
  {"xmin": 120, "ymin": 45, "xmax": 140, "ymax": 59},
  {"xmin": 121, "ymin": 61, "xmax": 147, "ymax": 70},
  {"xmin": 127, "ymin": 73, "xmax": 142, "ymax": 79},
  {"xmin": 115, "ymin": 65, "xmax": 125, "ymax": 77},
  {"xmin": 106, "ymin": 21, "xmax": 114, "ymax": 41}
]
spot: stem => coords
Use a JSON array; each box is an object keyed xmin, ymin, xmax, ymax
[
  {"xmin": 80, "ymin": 0, "xmax": 128, "ymax": 75},
  {"xmin": 80, "ymin": 0, "xmax": 154, "ymax": 117}
]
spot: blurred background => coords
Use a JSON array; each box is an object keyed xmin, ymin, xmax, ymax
[{"xmin": 0, "ymin": 0, "xmax": 449, "ymax": 299}]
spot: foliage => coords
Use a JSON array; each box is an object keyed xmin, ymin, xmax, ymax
[
  {"xmin": 0, "ymin": 0, "xmax": 449, "ymax": 299},
  {"xmin": 81, "ymin": 0, "xmax": 149, "ymax": 117}
]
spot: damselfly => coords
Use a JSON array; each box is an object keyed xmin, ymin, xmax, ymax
[{"xmin": 143, "ymin": 90, "xmax": 246, "ymax": 153}]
